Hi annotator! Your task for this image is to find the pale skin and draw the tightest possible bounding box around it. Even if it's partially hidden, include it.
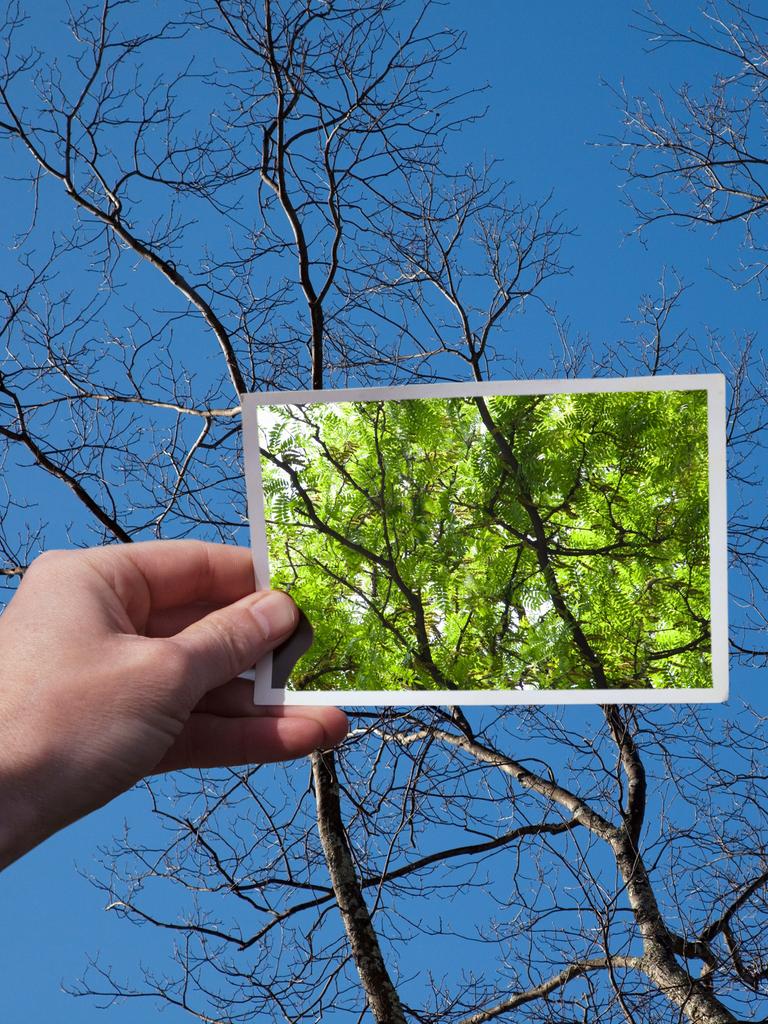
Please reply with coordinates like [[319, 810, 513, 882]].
[[0, 540, 349, 870]]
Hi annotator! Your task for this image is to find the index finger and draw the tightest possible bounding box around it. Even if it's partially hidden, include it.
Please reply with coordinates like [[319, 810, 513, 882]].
[[101, 540, 258, 609]]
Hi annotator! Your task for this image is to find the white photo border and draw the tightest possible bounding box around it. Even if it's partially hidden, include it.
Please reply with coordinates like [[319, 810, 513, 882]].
[[243, 374, 728, 706]]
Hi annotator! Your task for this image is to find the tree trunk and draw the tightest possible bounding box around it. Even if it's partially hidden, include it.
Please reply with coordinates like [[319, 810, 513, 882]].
[[311, 749, 408, 1024]]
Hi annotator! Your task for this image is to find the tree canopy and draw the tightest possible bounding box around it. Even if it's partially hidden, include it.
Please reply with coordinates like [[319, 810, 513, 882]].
[[260, 388, 711, 692]]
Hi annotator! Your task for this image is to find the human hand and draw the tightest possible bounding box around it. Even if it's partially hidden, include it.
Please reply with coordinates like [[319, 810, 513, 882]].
[[0, 540, 348, 869]]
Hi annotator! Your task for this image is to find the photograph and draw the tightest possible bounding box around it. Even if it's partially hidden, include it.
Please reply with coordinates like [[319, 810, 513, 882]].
[[245, 376, 727, 704]]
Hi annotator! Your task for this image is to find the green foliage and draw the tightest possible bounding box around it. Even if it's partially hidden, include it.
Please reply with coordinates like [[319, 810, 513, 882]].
[[258, 389, 711, 692]]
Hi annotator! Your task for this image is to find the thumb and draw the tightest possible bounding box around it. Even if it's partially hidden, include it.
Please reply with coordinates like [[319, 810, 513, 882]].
[[168, 590, 299, 701]]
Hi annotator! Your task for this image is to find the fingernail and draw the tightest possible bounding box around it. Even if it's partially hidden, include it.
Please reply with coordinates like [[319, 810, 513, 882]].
[[248, 591, 298, 641]]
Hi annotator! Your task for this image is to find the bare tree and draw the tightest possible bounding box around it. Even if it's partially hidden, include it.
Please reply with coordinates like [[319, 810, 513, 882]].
[[613, 0, 768, 292], [1, 2, 768, 1023]]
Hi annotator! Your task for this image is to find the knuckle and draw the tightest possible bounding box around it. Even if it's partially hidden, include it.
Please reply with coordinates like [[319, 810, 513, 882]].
[[29, 549, 67, 572], [23, 549, 73, 586], [244, 603, 271, 645], [199, 613, 252, 678]]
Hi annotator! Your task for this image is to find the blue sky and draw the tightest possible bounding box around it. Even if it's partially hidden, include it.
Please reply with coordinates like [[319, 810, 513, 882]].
[[0, 2, 764, 1020]]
